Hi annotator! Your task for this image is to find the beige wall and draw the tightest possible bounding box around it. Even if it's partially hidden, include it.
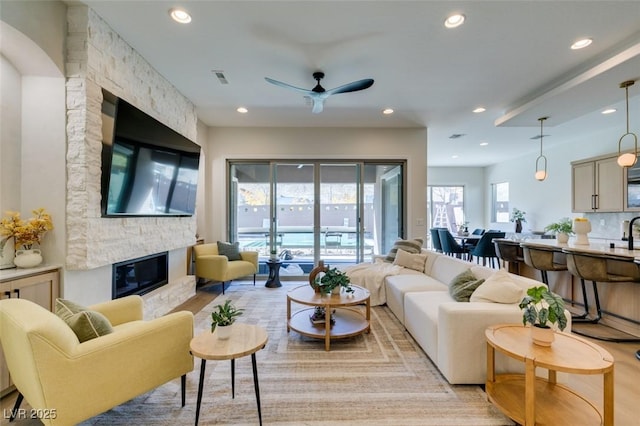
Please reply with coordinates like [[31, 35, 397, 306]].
[[202, 127, 428, 244]]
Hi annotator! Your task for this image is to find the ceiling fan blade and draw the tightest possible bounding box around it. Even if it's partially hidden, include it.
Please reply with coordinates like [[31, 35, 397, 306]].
[[264, 77, 312, 95], [311, 97, 324, 114], [326, 78, 374, 95]]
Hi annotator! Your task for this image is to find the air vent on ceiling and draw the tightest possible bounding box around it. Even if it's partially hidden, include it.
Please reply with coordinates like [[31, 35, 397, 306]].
[[449, 133, 466, 139], [211, 70, 228, 85]]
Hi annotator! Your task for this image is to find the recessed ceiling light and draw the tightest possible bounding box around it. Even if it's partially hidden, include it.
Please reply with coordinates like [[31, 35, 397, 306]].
[[602, 108, 617, 114], [237, 107, 248, 114], [382, 108, 394, 115], [451, 154, 459, 159], [169, 8, 191, 24], [479, 142, 489, 146], [444, 14, 465, 29], [473, 107, 486, 113], [571, 38, 592, 50]]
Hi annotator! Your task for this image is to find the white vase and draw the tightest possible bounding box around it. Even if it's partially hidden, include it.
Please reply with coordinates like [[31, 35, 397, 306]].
[[556, 233, 569, 244], [331, 286, 341, 295], [573, 219, 591, 245], [13, 248, 43, 268], [215, 324, 233, 340], [0, 237, 16, 269], [530, 325, 555, 347]]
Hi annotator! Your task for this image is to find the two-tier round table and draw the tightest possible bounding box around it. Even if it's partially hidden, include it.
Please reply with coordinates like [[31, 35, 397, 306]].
[[485, 324, 614, 426], [190, 324, 268, 426], [287, 284, 370, 351]]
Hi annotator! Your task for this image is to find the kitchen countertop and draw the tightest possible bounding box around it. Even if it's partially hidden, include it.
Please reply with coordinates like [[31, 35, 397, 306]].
[[495, 237, 640, 263]]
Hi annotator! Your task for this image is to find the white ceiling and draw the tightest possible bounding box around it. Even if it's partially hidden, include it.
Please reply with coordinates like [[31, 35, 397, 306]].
[[76, 0, 640, 167]]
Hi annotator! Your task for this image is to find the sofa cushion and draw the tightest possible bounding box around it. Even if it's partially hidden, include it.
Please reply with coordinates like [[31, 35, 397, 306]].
[[217, 241, 241, 261], [449, 269, 485, 302], [393, 248, 427, 272], [470, 269, 524, 304], [55, 298, 114, 342], [429, 255, 474, 286], [385, 238, 423, 263], [385, 274, 448, 324]]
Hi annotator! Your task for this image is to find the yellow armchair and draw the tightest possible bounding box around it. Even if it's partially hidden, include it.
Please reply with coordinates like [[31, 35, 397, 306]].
[[0, 296, 193, 426], [193, 243, 259, 294]]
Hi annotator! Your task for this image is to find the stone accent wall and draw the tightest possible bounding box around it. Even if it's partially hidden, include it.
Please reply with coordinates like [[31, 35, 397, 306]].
[[65, 6, 198, 270], [141, 275, 196, 320]]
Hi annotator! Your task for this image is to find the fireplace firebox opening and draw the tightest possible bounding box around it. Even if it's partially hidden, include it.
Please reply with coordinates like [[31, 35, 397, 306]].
[[112, 252, 168, 299]]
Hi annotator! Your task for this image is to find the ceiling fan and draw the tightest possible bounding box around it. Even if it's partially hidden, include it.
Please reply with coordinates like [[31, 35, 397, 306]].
[[264, 71, 374, 113]]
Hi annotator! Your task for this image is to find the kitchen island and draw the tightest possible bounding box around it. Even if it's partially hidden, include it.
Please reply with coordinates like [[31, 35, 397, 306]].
[[494, 237, 640, 340]]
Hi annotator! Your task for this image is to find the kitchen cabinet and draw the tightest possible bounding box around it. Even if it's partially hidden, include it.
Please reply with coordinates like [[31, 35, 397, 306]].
[[0, 265, 60, 396], [572, 155, 623, 212]]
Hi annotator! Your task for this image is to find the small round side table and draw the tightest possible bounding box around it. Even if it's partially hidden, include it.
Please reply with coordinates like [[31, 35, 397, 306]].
[[265, 259, 282, 288]]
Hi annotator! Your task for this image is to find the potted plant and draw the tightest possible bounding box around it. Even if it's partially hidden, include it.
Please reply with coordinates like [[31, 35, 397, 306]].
[[318, 267, 354, 295], [211, 299, 244, 339], [510, 208, 526, 233], [519, 286, 567, 346], [544, 217, 574, 244]]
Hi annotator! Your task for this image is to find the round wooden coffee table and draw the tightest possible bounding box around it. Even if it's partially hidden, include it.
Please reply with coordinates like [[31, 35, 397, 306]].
[[287, 284, 370, 351], [485, 324, 614, 426]]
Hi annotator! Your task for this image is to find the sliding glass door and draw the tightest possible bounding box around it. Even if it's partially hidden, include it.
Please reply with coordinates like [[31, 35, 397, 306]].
[[229, 160, 404, 275]]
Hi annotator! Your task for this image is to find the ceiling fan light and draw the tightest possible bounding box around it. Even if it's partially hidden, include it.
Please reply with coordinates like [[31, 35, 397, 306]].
[[169, 8, 191, 24], [444, 14, 465, 28]]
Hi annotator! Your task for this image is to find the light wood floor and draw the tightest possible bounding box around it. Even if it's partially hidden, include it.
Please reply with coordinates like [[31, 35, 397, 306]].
[[2, 280, 639, 425]]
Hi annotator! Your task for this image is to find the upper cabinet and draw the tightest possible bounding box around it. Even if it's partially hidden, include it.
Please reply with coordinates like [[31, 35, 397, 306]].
[[572, 155, 623, 212]]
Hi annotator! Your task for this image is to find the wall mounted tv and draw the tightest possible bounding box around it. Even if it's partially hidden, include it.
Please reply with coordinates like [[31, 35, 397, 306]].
[[101, 90, 200, 217]]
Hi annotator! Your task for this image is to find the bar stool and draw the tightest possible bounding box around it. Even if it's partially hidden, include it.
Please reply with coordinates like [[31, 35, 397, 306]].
[[521, 243, 589, 321], [493, 239, 524, 275], [563, 248, 640, 342]]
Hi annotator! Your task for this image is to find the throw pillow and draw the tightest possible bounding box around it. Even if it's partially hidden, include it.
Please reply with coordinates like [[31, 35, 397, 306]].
[[449, 269, 485, 302], [217, 241, 242, 261], [55, 298, 114, 342], [65, 310, 114, 343], [55, 298, 87, 321], [393, 248, 427, 272], [384, 238, 423, 263], [469, 269, 524, 304]]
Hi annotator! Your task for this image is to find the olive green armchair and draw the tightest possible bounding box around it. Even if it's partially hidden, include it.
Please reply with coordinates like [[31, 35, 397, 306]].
[[193, 243, 259, 294], [0, 296, 193, 425]]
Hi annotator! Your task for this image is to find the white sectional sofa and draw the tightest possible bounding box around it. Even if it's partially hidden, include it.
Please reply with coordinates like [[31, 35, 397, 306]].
[[346, 248, 570, 385]]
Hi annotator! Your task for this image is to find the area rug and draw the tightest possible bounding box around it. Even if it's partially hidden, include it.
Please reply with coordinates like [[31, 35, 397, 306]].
[[78, 281, 512, 425]]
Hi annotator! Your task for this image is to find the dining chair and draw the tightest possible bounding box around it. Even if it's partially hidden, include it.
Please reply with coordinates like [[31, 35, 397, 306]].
[[438, 229, 470, 260], [471, 228, 485, 235], [470, 231, 505, 267], [429, 228, 444, 253]]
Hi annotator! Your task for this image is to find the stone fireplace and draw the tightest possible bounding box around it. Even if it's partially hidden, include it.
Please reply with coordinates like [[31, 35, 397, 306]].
[[113, 252, 168, 299]]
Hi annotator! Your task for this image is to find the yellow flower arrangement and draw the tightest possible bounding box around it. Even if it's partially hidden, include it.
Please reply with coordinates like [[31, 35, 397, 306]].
[[0, 208, 54, 250]]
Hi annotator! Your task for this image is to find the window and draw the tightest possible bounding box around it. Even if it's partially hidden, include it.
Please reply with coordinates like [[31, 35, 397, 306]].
[[492, 182, 510, 222], [427, 186, 464, 233]]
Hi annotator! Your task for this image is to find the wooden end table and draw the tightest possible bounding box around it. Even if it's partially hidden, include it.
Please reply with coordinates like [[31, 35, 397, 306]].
[[485, 324, 614, 426], [287, 284, 370, 351], [190, 324, 268, 426]]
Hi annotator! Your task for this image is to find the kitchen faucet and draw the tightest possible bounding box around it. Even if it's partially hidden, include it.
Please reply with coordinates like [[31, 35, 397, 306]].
[[628, 216, 640, 250]]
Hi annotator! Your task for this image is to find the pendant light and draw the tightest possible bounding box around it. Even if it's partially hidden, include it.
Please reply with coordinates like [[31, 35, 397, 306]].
[[617, 80, 638, 167], [535, 117, 548, 181]]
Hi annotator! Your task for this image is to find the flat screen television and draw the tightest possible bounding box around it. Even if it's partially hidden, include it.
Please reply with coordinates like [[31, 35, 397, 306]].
[[101, 90, 200, 217]]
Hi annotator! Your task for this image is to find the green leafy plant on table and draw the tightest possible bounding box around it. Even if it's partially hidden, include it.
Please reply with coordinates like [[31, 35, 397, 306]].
[[210, 300, 244, 332], [510, 208, 527, 223], [544, 217, 574, 235], [519, 286, 567, 331], [317, 267, 354, 295]]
